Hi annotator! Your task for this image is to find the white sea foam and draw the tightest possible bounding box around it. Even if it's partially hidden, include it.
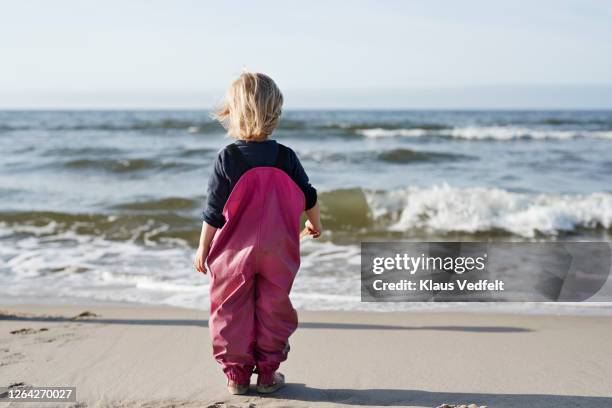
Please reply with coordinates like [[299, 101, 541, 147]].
[[358, 126, 612, 140], [1, 233, 611, 313], [366, 184, 612, 237], [358, 128, 429, 138]]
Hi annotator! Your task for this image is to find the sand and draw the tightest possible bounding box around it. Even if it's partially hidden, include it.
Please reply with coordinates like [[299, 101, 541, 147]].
[[1, 304, 611, 408]]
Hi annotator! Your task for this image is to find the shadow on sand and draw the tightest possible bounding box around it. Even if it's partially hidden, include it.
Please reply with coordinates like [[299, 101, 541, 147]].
[[263, 383, 612, 407], [0, 313, 531, 333]]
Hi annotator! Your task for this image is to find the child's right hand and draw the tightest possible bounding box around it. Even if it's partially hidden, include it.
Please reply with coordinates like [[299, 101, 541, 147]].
[[194, 244, 210, 274], [304, 219, 322, 238]]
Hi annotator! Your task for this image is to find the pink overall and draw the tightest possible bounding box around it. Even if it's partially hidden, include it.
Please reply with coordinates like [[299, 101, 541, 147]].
[[207, 148, 305, 385]]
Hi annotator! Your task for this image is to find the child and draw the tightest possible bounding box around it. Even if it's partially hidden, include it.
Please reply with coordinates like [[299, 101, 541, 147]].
[[194, 72, 322, 395]]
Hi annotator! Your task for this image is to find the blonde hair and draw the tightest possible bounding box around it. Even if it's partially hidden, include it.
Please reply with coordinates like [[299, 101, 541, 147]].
[[212, 72, 283, 141]]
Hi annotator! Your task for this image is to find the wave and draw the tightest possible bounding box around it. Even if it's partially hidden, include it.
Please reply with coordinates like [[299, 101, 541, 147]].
[[300, 148, 470, 164], [1, 187, 611, 246], [0, 120, 223, 133], [376, 148, 470, 163], [329, 122, 448, 132], [316, 186, 612, 238], [177, 147, 216, 158], [5, 115, 612, 141], [535, 118, 612, 126], [0, 211, 199, 246], [112, 197, 200, 211], [0, 117, 449, 135], [366, 185, 612, 238], [40, 146, 215, 160], [358, 126, 612, 140], [45, 147, 125, 155], [61, 158, 198, 173], [358, 128, 431, 138]]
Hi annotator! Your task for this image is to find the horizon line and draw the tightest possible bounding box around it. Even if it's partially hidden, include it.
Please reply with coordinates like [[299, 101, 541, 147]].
[[2, 107, 612, 111]]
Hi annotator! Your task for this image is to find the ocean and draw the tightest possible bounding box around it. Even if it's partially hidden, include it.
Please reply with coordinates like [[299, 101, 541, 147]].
[[1, 110, 611, 313]]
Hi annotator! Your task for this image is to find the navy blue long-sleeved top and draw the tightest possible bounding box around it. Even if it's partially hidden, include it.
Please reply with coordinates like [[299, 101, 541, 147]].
[[202, 139, 317, 228]]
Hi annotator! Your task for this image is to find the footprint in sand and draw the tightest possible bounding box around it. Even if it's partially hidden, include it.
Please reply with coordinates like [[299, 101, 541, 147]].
[[9, 328, 48, 335], [8, 382, 27, 388], [72, 311, 99, 320], [0, 352, 26, 367]]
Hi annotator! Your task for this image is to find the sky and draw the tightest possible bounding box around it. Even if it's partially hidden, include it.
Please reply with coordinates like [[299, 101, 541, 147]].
[[1, 0, 612, 109]]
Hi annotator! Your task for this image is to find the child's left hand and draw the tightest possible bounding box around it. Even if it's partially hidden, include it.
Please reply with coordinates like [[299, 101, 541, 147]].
[[303, 220, 322, 238]]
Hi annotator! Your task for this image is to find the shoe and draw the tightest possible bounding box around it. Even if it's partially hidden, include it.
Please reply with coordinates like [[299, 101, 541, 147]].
[[256, 372, 285, 394], [227, 380, 249, 395]]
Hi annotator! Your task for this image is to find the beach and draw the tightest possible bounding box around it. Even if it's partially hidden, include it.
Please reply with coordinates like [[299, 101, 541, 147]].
[[2, 303, 611, 407], [2, 1, 612, 406]]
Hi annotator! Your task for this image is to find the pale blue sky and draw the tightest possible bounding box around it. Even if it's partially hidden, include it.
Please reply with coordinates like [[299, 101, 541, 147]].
[[2, 0, 612, 108]]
